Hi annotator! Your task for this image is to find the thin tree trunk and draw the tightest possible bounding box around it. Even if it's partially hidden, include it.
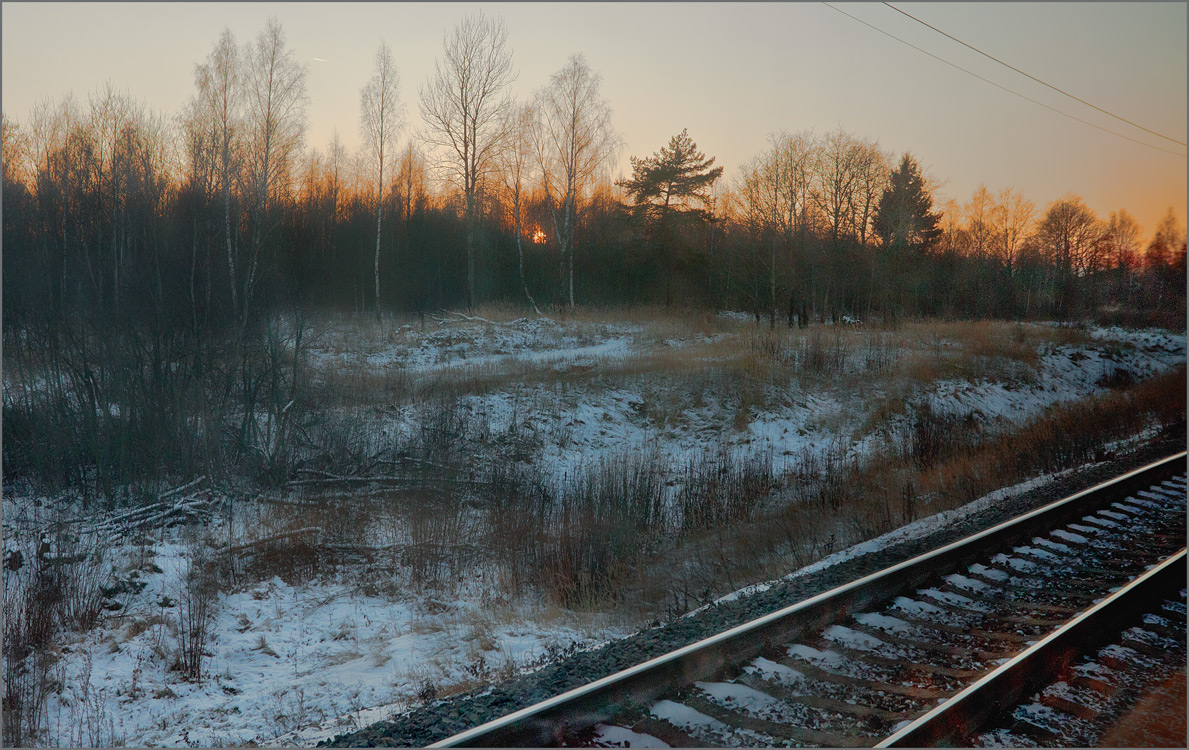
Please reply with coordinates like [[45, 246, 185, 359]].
[[223, 167, 237, 315], [374, 177, 383, 322], [514, 195, 541, 315]]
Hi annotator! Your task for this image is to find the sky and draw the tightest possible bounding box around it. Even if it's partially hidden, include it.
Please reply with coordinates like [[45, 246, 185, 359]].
[[3, 2, 1186, 242]]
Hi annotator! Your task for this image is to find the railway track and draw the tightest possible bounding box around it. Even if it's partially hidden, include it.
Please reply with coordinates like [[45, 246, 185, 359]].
[[432, 453, 1187, 748], [966, 582, 1187, 747]]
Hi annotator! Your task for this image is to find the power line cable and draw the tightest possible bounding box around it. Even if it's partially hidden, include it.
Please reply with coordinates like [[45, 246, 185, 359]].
[[820, 2, 1187, 158], [883, 2, 1187, 148]]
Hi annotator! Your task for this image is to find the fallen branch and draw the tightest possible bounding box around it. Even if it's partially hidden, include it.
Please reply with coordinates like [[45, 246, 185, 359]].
[[285, 475, 489, 489], [224, 527, 320, 555], [160, 475, 207, 500]]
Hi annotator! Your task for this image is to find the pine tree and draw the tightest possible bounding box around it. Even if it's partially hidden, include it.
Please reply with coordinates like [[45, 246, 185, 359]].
[[618, 128, 723, 221], [617, 129, 723, 302]]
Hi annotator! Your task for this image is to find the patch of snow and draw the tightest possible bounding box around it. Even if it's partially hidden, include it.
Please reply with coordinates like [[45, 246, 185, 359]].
[[591, 724, 670, 748], [696, 681, 783, 713], [649, 700, 727, 730], [744, 657, 805, 685]]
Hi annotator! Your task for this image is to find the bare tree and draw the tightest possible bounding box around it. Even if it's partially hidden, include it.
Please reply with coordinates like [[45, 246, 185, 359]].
[[811, 127, 860, 247], [395, 140, 426, 228], [87, 83, 142, 311], [990, 186, 1035, 281], [418, 11, 516, 310], [736, 145, 781, 325], [360, 41, 403, 319], [964, 184, 994, 260], [735, 130, 814, 326], [1035, 194, 1103, 317], [850, 138, 889, 248], [194, 29, 241, 313], [242, 17, 307, 322], [496, 103, 541, 314], [532, 54, 620, 310], [1100, 208, 1142, 307]]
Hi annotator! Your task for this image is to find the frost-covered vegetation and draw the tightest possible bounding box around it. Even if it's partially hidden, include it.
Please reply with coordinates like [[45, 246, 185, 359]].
[[3, 312, 1184, 746]]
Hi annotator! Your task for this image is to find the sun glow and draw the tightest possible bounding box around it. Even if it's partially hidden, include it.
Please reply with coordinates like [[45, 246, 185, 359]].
[[531, 227, 547, 244]]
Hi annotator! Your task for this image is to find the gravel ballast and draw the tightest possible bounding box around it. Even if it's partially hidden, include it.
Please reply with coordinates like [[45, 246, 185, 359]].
[[323, 432, 1185, 747]]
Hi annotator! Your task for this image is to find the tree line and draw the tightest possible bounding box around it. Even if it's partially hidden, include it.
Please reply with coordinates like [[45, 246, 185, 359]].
[[2, 13, 1184, 498], [5, 12, 1184, 330]]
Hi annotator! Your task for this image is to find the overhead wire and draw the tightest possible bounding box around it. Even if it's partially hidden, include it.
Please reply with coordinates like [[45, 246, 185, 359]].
[[883, 2, 1187, 148], [819, 2, 1187, 158]]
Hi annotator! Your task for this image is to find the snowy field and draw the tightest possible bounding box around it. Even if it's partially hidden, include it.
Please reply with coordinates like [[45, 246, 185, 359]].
[[3, 315, 1184, 746]]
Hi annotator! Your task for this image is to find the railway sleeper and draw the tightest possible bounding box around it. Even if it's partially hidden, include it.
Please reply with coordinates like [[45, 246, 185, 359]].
[[962, 574, 1107, 605], [1006, 708, 1077, 745], [935, 582, 1085, 619], [964, 564, 1120, 596], [1135, 619, 1183, 642], [803, 637, 968, 694], [913, 592, 1050, 640], [1038, 692, 1100, 722], [1096, 648, 1152, 676], [776, 654, 952, 701], [1161, 599, 1187, 617], [624, 717, 718, 749], [819, 632, 985, 679], [787, 642, 961, 693], [843, 619, 1000, 667], [1068, 526, 1185, 554], [1068, 673, 1119, 699], [879, 606, 1018, 654], [735, 670, 911, 728], [679, 693, 874, 747], [1118, 629, 1179, 659], [747, 658, 932, 716]]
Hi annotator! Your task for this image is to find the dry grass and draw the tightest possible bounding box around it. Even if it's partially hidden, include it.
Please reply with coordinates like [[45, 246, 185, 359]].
[[61, 312, 1172, 659]]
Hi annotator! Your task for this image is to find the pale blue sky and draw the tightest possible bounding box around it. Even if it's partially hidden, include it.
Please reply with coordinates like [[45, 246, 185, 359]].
[[4, 2, 1185, 239]]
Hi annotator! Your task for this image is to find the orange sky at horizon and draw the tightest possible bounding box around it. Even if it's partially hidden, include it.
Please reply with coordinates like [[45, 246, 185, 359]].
[[3, 2, 1185, 244]]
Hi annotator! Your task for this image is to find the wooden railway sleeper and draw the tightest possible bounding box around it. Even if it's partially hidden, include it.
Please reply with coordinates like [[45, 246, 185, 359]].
[[961, 573, 1108, 605], [843, 620, 1003, 666], [624, 717, 719, 749], [679, 693, 874, 747], [777, 656, 953, 701], [878, 608, 1020, 653], [935, 582, 1085, 618], [735, 670, 912, 726], [818, 637, 985, 679]]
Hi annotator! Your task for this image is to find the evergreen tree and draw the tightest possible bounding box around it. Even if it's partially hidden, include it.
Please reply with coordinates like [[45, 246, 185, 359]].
[[617, 129, 723, 302], [618, 128, 723, 221], [872, 153, 941, 315], [873, 153, 940, 252]]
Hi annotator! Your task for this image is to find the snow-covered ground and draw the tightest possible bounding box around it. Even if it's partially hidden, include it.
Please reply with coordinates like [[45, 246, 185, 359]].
[[4, 317, 1184, 746], [306, 316, 1184, 482]]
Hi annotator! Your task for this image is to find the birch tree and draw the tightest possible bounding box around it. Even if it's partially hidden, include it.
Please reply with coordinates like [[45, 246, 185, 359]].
[[496, 103, 541, 314], [194, 29, 241, 312], [242, 17, 307, 321], [532, 54, 620, 310], [360, 41, 403, 319], [418, 11, 516, 310]]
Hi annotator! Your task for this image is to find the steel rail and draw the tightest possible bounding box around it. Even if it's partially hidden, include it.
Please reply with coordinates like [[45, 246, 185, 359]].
[[878, 548, 1188, 747], [430, 452, 1186, 747]]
